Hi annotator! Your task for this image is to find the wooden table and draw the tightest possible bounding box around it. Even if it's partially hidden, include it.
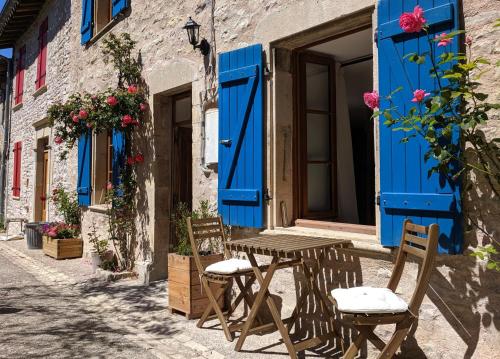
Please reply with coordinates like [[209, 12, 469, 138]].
[[225, 234, 349, 359]]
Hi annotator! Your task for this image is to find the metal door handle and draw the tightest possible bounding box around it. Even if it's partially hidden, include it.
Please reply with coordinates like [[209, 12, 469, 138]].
[[219, 139, 232, 146]]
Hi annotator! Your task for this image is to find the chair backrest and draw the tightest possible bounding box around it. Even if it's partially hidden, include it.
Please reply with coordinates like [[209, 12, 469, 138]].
[[187, 216, 228, 273], [387, 219, 440, 315]]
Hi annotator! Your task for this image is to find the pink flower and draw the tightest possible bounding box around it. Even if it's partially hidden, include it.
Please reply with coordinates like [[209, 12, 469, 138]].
[[54, 136, 63, 144], [363, 91, 380, 110], [139, 103, 147, 112], [435, 33, 452, 47], [106, 182, 113, 190], [122, 114, 133, 125], [72, 115, 80, 123], [48, 229, 57, 238], [412, 89, 430, 103], [86, 122, 93, 129], [399, 6, 426, 33], [127, 85, 138, 94], [121, 122, 127, 128], [131, 120, 139, 126], [69, 111, 74, 117], [134, 153, 144, 163], [127, 156, 136, 165], [465, 35, 473, 47], [91, 95, 98, 100], [106, 96, 118, 106], [79, 109, 88, 120]]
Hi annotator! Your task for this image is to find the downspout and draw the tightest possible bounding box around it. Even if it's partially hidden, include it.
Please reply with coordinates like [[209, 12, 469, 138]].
[[0, 56, 13, 223]]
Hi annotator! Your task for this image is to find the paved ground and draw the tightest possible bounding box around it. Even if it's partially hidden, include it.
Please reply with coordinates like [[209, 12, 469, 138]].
[[0, 239, 344, 359]]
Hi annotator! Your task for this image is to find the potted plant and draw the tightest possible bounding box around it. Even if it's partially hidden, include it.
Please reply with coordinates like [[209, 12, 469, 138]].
[[168, 201, 225, 319], [40, 223, 83, 259]]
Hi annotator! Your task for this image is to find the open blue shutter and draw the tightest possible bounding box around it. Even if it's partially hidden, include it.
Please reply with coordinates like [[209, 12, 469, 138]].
[[80, 0, 93, 45], [218, 44, 264, 228], [378, 0, 462, 254], [112, 0, 128, 18], [77, 131, 92, 206], [112, 129, 126, 188]]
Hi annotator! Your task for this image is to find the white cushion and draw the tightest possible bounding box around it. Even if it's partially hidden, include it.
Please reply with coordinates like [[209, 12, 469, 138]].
[[205, 258, 253, 274], [331, 287, 408, 314]]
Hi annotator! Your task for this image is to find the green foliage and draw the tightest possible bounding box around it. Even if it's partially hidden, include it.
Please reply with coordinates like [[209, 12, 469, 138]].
[[51, 187, 81, 226], [101, 33, 141, 89], [470, 245, 500, 271]]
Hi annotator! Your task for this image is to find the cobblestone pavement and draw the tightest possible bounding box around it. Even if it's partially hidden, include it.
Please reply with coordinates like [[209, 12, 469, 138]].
[[1, 240, 342, 359]]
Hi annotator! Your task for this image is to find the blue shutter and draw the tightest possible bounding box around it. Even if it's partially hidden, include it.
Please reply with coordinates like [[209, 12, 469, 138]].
[[112, 129, 126, 188], [218, 44, 264, 228], [77, 131, 92, 206], [112, 0, 128, 18], [378, 0, 462, 254], [80, 0, 93, 45]]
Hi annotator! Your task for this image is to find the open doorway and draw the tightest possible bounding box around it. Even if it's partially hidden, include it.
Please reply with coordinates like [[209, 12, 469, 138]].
[[34, 137, 49, 221], [294, 27, 375, 230]]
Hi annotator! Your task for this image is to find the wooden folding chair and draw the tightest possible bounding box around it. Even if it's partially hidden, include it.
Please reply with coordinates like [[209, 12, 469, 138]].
[[187, 216, 259, 342], [329, 219, 440, 359]]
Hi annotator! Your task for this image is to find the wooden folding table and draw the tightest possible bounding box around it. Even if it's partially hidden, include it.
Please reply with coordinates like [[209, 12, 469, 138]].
[[225, 234, 348, 359]]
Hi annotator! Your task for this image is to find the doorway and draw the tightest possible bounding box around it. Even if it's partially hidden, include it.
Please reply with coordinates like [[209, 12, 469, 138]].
[[34, 137, 49, 221], [294, 27, 375, 230]]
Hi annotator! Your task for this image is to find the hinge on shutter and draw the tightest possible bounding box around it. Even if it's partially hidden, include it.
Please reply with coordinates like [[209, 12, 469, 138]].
[[376, 194, 381, 206], [373, 28, 378, 45], [264, 188, 272, 202]]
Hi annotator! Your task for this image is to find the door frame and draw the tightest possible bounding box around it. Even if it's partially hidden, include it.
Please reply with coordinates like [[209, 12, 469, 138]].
[[294, 51, 338, 220]]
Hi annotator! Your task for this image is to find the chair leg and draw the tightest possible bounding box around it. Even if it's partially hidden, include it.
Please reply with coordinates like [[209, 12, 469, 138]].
[[200, 278, 234, 342], [197, 283, 227, 328], [377, 321, 413, 359], [343, 330, 366, 359]]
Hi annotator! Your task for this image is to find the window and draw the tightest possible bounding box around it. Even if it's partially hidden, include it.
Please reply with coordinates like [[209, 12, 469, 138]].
[[12, 141, 22, 197], [14, 46, 25, 105], [81, 0, 129, 45], [93, 130, 113, 204], [94, 0, 112, 34], [36, 18, 48, 90]]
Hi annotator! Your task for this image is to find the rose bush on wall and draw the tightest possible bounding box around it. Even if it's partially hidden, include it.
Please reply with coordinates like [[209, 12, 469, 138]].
[[364, 8, 500, 270]]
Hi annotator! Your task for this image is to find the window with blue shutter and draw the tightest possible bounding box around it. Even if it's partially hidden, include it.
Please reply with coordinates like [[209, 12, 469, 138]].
[[80, 0, 93, 45], [77, 131, 92, 206], [81, 0, 130, 45], [218, 44, 264, 228], [112, 0, 128, 18], [112, 129, 126, 188], [378, 0, 462, 254]]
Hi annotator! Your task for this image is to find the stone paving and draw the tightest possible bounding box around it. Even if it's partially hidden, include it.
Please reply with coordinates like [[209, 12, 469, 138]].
[[0, 239, 342, 359]]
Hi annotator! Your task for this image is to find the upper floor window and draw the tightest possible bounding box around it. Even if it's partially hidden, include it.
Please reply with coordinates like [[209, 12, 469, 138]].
[[95, 0, 112, 34], [14, 46, 26, 105], [35, 18, 48, 90], [81, 0, 129, 45]]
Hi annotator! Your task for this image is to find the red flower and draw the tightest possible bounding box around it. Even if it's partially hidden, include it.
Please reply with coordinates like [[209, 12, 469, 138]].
[[435, 33, 452, 47], [139, 103, 147, 111], [412, 89, 430, 103], [86, 122, 93, 129], [465, 35, 473, 47], [106, 182, 113, 190], [79, 109, 88, 120], [363, 91, 380, 110], [106, 96, 118, 106], [127, 156, 136, 165], [122, 114, 133, 125], [54, 136, 63, 144], [399, 6, 426, 33], [134, 153, 144, 163], [131, 120, 139, 126], [72, 115, 80, 123], [69, 111, 74, 117], [127, 85, 138, 94]]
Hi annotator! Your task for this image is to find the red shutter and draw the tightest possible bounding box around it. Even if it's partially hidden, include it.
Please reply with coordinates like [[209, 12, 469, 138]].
[[12, 142, 22, 197], [14, 46, 25, 105], [36, 18, 48, 90]]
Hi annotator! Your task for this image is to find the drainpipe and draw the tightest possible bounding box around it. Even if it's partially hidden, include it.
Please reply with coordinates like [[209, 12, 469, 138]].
[[0, 56, 13, 223]]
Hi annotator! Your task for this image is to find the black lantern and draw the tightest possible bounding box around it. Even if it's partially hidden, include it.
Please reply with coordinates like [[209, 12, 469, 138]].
[[183, 17, 210, 56]]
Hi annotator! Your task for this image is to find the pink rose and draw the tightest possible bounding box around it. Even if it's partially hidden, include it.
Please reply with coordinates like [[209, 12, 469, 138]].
[[363, 91, 380, 110], [91, 95, 98, 100], [106, 182, 113, 190], [86, 122, 93, 129], [72, 115, 80, 123], [412, 89, 430, 103], [126, 156, 136, 165], [139, 103, 147, 111], [465, 35, 473, 47], [127, 85, 138, 94], [435, 33, 452, 47], [69, 111, 74, 117], [48, 229, 57, 238], [54, 136, 63, 144], [134, 153, 144, 163], [79, 109, 88, 120], [131, 119, 139, 126], [121, 122, 127, 128], [106, 96, 118, 106], [122, 114, 133, 125], [399, 6, 426, 33]]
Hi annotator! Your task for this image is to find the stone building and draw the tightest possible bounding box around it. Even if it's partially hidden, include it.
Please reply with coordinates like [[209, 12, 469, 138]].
[[0, 0, 498, 357]]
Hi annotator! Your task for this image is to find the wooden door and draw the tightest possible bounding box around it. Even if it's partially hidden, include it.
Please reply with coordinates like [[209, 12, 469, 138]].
[[297, 52, 337, 220], [41, 150, 49, 221]]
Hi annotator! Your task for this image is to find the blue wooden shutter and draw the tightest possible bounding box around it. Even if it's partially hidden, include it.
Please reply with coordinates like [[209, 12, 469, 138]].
[[77, 131, 92, 206], [378, 0, 462, 254], [112, 0, 128, 18], [218, 44, 264, 228], [112, 129, 126, 188], [80, 0, 93, 45]]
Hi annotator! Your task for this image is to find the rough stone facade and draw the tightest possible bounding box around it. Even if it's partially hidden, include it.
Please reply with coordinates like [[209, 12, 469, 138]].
[[3, 0, 499, 358]]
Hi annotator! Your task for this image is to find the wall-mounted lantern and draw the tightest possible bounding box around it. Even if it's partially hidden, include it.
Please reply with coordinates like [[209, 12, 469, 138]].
[[183, 17, 210, 56]]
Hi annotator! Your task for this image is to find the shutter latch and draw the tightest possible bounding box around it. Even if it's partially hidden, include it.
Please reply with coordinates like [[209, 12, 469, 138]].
[[373, 27, 378, 44], [264, 188, 272, 202], [376, 194, 381, 206]]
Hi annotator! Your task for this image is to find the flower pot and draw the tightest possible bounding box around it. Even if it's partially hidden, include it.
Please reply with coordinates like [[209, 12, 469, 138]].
[[42, 236, 83, 259], [89, 250, 102, 273], [167, 252, 224, 319]]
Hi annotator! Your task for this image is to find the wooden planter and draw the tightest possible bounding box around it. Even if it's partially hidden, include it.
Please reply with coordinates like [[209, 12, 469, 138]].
[[168, 252, 224, 319], [42, 236, 83, 260]]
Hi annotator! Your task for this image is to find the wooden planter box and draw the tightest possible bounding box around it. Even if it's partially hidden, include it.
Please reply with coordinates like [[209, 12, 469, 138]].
[[168, 252, 224, 319], [42, 236, 83, 260]]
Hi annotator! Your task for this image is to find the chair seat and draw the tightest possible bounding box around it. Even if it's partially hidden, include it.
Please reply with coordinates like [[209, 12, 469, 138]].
[[331, 287, 408, 314], [205, 258, 253, 275]]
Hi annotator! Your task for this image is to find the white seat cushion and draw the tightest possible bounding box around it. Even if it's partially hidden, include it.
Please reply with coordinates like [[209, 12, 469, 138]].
[[205, 258, 253, 274], [331, 287, 408, 314]]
